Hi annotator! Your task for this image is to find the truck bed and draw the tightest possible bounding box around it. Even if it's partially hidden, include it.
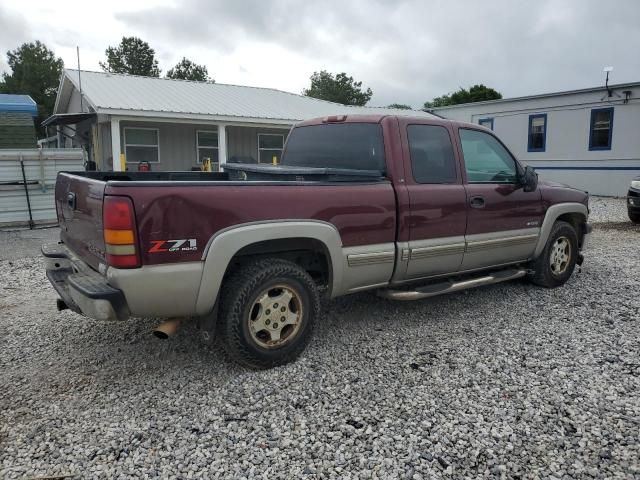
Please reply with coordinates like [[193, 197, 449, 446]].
[[55, 168, 396, 270]]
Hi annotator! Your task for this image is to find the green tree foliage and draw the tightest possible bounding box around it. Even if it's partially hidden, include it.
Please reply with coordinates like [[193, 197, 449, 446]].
[[303, 70, 373, 106], [100, 37, 160, 77], [0, 41, 64, 131], [423, 94, 454, 108], [423, 84, 502, 109], [166, 57, 212, 82], [387, 103, 412, 110]]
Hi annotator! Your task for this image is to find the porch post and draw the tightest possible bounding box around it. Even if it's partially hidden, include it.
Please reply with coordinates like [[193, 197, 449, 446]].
[[218, 124, 227, 167], [111, 117, 122, 171]]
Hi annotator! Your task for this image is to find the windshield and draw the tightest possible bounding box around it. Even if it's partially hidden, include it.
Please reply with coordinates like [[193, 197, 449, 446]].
[[281, 123, 386, 172]]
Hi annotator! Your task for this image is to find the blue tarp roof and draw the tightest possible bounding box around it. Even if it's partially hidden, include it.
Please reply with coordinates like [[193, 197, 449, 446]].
[[0, 94, 38, 116]]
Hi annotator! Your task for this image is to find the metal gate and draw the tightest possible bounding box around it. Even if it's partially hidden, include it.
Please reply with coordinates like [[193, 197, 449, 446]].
[[0, 149, 86, 227]]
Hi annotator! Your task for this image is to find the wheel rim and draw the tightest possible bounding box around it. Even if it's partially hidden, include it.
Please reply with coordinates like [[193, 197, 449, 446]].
[[247, 284, 303, 349], [549, 236, 571, 275]]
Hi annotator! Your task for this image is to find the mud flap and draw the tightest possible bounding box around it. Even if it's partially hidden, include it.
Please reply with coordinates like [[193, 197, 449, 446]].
[[197, 298, 219, 344]]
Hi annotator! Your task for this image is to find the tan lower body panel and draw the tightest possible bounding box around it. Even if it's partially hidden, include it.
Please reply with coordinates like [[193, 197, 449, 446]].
[[342, 243, 395, 293], [461, 229, 539, 271], [107, 262, 204, 317], [405, 236, 466, 279]]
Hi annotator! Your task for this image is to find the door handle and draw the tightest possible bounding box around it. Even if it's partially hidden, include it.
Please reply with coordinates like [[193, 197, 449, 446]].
[[469, 196, 485, 208]]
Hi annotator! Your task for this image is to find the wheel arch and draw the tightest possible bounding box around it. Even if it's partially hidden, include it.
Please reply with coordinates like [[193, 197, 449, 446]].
[[230, 237, 332, 286], [195, 221, 344, 316], [533, 203, 588, 258]]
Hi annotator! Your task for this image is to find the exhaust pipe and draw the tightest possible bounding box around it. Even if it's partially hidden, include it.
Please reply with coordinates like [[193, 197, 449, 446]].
[[152, 318, 181, 339]]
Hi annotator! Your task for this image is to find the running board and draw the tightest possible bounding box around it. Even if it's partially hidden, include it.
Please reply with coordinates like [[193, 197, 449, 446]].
[[377, 268, 527, 301]]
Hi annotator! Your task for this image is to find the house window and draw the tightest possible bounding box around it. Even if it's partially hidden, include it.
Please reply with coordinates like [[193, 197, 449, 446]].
[[124, 128, 159, 163], [589, 107, 614, 150], [478, 118, 494, 130], [528, 114, 547, 152], [258, 133, 284, 164], [196, 130, 219, 163]]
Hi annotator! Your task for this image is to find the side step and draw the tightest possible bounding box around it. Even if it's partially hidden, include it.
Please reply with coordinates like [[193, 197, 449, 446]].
[[377, 268, 527, 301]]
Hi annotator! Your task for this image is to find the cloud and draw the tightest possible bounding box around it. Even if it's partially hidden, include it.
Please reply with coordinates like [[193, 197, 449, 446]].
[[2, 0, 640, 108], [112, 0, 640, 107], [0, 5, 32, 74]]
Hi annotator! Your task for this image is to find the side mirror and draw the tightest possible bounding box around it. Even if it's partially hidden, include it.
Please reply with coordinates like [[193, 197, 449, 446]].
[[521, 165, 538, 192]]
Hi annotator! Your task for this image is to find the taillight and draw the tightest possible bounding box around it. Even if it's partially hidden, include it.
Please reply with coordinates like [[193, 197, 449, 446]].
[[103, 196, 140, 268]]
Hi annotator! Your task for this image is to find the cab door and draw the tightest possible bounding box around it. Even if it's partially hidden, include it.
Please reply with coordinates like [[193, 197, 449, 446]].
[[456, 127, 544, 271], [396, 120, 468, 280]]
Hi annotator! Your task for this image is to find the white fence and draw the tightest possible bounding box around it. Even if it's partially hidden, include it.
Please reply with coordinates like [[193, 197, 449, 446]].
[[0, 149, 86, 227]]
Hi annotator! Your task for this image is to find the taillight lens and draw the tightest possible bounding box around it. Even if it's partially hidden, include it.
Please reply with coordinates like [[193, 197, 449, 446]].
[[103, 196, 140, 268]]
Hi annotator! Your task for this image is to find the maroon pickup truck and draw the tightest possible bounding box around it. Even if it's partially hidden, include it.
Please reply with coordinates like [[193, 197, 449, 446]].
[[44, 114, 591, 368]]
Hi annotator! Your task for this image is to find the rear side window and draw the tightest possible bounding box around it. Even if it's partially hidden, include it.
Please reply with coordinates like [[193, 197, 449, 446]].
[[407, 125, 457, 183], [459, 128, 517, 183], [281, 123, 385, 172]]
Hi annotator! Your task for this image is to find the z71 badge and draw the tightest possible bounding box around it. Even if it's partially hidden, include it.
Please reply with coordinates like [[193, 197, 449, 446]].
[[149, 239, 198, 253]]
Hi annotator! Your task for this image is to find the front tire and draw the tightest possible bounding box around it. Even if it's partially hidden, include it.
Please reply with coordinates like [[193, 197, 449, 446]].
[[218, 258, 320, 369], [629, 209, 640, 224], [529, 221, 578, 288]]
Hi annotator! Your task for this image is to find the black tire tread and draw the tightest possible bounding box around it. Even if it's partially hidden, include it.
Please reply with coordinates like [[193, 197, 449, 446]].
[[217, 258, 320, 369], [530, 220, 578, 288], [629, 211, 640, 224]]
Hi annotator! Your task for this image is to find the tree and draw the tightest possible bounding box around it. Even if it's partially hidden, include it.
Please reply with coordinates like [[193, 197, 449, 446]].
[[166, 57, 212, 82], [100, 37, 160, 77], [387, 103, 412, 110], [423, 84, 502, 109], [303, 70, 372, 106], [423, 94, 453, 108], [0, 41, 64, 132]]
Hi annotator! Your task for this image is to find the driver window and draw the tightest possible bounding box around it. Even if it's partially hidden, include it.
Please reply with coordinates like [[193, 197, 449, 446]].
[[459, 129, 517, 183]]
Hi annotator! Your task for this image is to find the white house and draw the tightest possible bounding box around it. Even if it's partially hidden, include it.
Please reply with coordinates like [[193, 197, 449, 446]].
[[46, 69, 433, 172], [430, 82, 640, 196]]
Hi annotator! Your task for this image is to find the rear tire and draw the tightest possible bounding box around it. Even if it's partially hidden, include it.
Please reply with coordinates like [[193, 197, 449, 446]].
[[529, 221, 578, 288], [629, 210, 640, 224], [218, 258, 320, 369]]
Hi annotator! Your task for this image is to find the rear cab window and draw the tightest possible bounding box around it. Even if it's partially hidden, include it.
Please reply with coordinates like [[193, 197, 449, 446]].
[[459, 128, 518, 183], [281, 123, 386, 173], [407, 124, 457, 183]]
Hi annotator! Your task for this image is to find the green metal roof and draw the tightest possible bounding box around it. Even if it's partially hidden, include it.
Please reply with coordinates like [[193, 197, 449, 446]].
[[0, 112, 37, 148]]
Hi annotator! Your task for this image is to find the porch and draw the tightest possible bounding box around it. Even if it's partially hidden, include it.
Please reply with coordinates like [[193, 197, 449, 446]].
[[98, 117, 291, 172]]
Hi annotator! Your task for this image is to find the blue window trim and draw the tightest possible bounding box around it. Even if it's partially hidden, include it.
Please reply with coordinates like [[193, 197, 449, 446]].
[[588, 107, 614, 151], [527, 113, 547, 152], [531, 166, 637, 171], [478, 117, 494, 130]]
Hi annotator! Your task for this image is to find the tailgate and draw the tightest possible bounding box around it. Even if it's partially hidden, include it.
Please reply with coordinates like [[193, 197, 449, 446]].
[[56, 172, 107, 271]]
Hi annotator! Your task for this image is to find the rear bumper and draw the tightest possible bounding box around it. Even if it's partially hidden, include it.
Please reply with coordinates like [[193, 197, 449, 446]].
[[43, 244, 129, 321], [43, 243, 204, 320]]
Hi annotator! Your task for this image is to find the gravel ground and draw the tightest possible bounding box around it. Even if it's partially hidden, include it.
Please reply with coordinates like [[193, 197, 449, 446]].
[[1, 197, 638, 479], [588, 197, 630, 224], [0, 227, 59, 261]]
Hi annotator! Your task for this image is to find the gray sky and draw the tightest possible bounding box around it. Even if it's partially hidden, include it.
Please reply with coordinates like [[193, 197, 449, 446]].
[[1, 0, 639, 108]]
